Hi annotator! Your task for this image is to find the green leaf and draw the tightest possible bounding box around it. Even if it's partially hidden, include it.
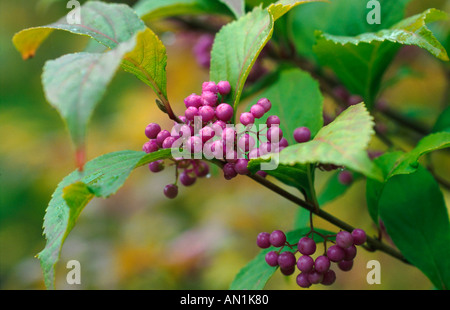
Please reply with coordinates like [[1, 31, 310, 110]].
[[41, 37, 138, 149], [290, 0, 412, 59], [366, 132, 450, 224], [248, 67, 324, 143], [378, 167, 450, 290], [37, 149, 172, 289], [313, 9, 449, 109], [230, 227, 335, 290], [219, 0, 245, 18], [134, 0, 231, 20], [317, 171, 362, 206], [210, 0, 320, 113], [248, 157, 310, 197], [432, 106, 450, 133], [13, 1, 145, 59], [279, 103, 382, 181], [121, 28, 169, 103]]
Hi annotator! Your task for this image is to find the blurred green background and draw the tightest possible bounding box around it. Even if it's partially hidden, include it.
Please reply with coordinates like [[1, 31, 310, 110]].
[[1, 0, 449, 290]]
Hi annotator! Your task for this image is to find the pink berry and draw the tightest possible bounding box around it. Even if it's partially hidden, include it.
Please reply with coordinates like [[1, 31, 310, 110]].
[[184, 94, 202, 108], [202, 81, 218, 93], [267, 126, 283, 142], [185, 106, 199, 121], [201, 91, 218, 106], [240, 112, 255, 126], [199, 105, 215, 122], [352, 229, 367, 245], [266, 115, 280, 127], [250, 104, 265, 119], [215, 103, 234, 122], [145, 123, 161, 139], [217, 81, 231, 95], [257, 98, 271, 112], [293, 127, 311, 143]]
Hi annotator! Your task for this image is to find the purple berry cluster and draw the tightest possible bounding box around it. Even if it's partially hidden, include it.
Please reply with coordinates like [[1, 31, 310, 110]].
[[256, 228, 367, 288]]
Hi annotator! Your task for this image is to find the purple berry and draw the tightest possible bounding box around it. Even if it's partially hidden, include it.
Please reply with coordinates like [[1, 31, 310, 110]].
[[215, 103, 234, 122], [280, 265, 296, 276], [257, 232, 271, 249], [293, 127, 311, 143], [164, 184, 178, 199], [240, 112, 255, 126], [145, 123, 161, 139], [257, 98, 271, 112], [185, 136, 203, 153], [222, 127, 236, 143], [213, 120, 227, 130], [297, 237, 316, 255], [297, 255, 314, 273], [336, 231, 354, 249], [352, 229, 367, 245], [179, 171, 196, 186], [248, 148, 260, 159], [237, 134, 255, 152], [279, 138, 289, 148], [338, 260, 354, 272], [217, 81, 231, 95], [185, 106, 199, 121], [184, 94, 202, 108], [234, 159, 249, 175], [321, 270, 336, 286], [250, 104, 265, 119], [308, 270, 324, 284], [343, 245, 357, 261], [265, 251, 279, 267], [195, 161, 210, 177], [314, 255, 331, 273], [296, 272, 311, 288], [199, 126, 215, 143], [199, 105, 215, 122], [149, 160, 164, 173], [202, 81, 218, 93], [258, 142, 272, 155], [338, 170, 353, 185], [266, 115, 280, 127], [278, 251, 296, 269], [267, 126, 283, 142], [143, 140, 159, 153], [270, 230, 286, 247], [201, 91, 218, 106], [162, 136, 177, 149], [223, 163, 237, 180], [326, 245, 346, 262], [156, 130, 171, 147]]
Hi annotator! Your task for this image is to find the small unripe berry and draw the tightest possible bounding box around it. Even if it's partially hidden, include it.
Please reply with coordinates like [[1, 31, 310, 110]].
[[201, 91, 218, 106]]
